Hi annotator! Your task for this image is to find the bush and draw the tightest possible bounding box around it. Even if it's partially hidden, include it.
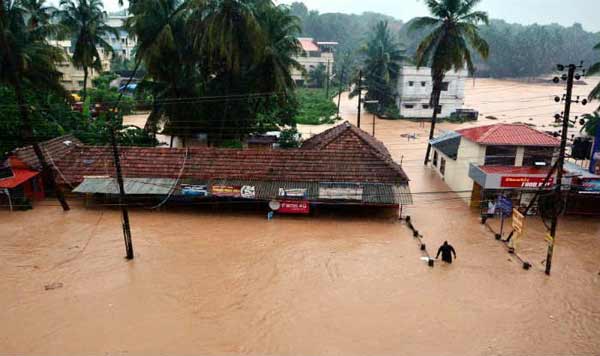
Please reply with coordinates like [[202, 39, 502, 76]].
[[278, 127, 302, 148], [294, 88, 339, 125]]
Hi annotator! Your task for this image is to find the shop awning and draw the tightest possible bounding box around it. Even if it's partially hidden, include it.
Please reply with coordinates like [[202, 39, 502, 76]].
[[469, 164, 555, 190], [0, 168, 39, 189], [73, 177, 177, 195]]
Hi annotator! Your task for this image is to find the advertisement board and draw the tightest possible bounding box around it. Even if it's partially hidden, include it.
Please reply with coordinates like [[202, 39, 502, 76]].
[[500, 176, 554, 188], [579, 179, 600, 194], [319, 184, 363, 201], [212, 185, 256, 198], [590, 124, 600, 175], [278, 188, 307, 198], [278, 200, 310, 214], [181, 184, 208, 197]]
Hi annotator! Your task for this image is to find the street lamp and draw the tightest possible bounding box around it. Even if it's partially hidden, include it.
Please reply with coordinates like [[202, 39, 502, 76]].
[[363, 100, 379, 136]]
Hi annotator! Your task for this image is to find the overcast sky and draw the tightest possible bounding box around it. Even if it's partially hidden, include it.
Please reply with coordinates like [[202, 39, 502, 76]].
[[98, 0, 600, 32]]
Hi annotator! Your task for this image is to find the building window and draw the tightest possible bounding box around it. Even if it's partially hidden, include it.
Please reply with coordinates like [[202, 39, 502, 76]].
[[440, 158, 446, 175], [404, 104, 415, 109], [441, 82, 450, 91], [433, 151, 438, 167], [122, 50, 126, 55], [423, 104, 430, 109], [78, 80, 85, 87], [523, 147, 555, 167], [421, 81, 427, 87], [408, 81, 414, 87], [485, 145, 517, 166], [435, 105, 442, 114]]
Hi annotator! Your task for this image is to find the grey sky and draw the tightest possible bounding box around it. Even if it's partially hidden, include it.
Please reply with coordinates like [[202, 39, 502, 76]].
[[99, 0, 600, 32]]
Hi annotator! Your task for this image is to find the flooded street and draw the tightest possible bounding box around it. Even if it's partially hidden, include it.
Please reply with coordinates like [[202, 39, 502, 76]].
[[2, 79, 600, 355]]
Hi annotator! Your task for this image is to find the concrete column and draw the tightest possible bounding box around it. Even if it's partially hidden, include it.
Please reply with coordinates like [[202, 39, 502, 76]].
[[515, 146, 525, 166]]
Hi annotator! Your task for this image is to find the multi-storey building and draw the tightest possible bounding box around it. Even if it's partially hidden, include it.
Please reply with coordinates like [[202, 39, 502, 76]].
[[291, 37, 337, 86], [396, 66, 467, 119], [104, 11, 137, 60], [50, 40, 111, 93]]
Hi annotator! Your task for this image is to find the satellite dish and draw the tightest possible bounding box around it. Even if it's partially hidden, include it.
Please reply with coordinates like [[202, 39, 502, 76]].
[[269, 200, 281, 211]]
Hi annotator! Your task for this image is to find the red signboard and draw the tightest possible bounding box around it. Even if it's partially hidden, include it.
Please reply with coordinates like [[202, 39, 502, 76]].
[[278, 200, 310, 214], [501, 176, 554, 188]]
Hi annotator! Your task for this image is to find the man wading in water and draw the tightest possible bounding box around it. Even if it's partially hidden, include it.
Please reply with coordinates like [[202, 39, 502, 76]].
[[436, 241, 457, 264]]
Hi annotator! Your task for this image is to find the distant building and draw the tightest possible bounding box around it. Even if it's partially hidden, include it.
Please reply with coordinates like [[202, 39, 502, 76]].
[[396, 66, 467, 119], [50, 40, 111, 92], [429, 124, 560, 208], [104, 11, 137, 61], [292, 37, 337, 86]]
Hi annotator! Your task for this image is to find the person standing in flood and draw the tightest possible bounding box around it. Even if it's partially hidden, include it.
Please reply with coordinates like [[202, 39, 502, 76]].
[[436, 241, 457, 264]]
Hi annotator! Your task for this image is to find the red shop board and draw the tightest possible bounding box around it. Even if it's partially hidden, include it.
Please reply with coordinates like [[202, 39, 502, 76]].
[[279, 200, 310, 214], [501, 176, 554, 188]]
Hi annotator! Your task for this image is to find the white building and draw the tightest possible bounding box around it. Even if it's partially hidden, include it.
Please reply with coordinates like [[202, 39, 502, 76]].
[[104, 11, 137, 60], [429, 124, 560, 207], [50, 40, 111, 92], [292, 38, 337, 85], [396, 66, 467, 119]]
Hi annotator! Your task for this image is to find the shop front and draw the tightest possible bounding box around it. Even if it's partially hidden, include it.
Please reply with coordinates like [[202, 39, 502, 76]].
[[468, 164, 555, 213]]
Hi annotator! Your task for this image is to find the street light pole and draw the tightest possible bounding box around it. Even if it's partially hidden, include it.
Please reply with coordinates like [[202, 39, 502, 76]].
[[357, 70, 363, 128]]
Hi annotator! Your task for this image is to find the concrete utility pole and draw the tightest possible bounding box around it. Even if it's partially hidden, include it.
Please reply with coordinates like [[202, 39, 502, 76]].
[[546, 63, 587, 275], [325, 59, 331, 98], [363, 100, 380, 137], [357, 70, 363, 128], [336, 66, 345, 117]]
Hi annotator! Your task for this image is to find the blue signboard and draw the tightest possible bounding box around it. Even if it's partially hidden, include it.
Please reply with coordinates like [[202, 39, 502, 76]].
[[496, 196, 513, 217], [590, 123, 600, 175], [181, 184, 208, 197]]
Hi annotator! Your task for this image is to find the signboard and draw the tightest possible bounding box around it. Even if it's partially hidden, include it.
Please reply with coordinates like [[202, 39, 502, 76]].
[[512, 208, 525, 234], [278, 200, 310, 214], [578, 179, 600, 194], [590, 124, 600, 174], [181, 184, 208, 197], [319, 185, 363, 201], [212, 185, 256, 198], [501, 176, 554, 188], [278, 188, 307, 198]]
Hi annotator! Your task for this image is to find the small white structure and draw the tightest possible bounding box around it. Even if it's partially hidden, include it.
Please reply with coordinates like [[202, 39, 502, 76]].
[[396, 66, 467, 119], [291, 38, 337, 85]]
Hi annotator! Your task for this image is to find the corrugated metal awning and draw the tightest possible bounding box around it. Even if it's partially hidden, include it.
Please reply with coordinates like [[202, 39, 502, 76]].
[[73, 177, 176, 195]]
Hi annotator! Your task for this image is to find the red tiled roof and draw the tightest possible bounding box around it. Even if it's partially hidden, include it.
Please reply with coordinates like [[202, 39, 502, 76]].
[[13, 134, 82, 171], [456, 124, 560, 147], [302, 121, 392, 158], [0, 158, 39, 189], [53, 146, 409, 185], [479, 166, 553, 175], [298, 38, 319, 52]]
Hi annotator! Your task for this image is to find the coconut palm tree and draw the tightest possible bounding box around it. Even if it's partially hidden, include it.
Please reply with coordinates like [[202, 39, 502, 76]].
[[352, 20, 405, 115], [19, 0, 56, 30], [58, 0, 117, 100], [587, 42, 600, 104], [581, 112, 600, 137], [410, 0, 490, 164], [0, 0, 70, 210]]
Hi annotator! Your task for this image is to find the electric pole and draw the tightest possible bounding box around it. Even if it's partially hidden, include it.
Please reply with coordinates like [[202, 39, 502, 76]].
[[546, 63, 587, 275], [325, 59, 330, 98], [357, 70, 363, 128], [337, 66, 345, 118]]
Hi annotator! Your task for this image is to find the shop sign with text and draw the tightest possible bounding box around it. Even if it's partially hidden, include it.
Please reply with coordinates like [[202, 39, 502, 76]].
[[212, 185, 256, 198], [500, 176, 553, 188], [279, 200, 310, 214]]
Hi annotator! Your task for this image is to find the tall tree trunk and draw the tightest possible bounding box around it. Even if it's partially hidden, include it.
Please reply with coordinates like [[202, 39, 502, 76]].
[[14, 74, 70, 211], [424, 72, 445, 165], [82, 66, 89, 101]]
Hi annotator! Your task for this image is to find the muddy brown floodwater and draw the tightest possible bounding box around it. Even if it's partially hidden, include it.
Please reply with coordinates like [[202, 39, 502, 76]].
[[2, 79, 600, 355]]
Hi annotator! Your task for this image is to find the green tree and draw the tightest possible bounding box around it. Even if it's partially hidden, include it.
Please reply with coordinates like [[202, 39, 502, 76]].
[[0, 0, 70, 209], [410, 0, 489, 164], [351, 20, 404, 115], [587, 42, 600, 105], [59, 0, 117, 100], [308, 63, 327, 88], [581, 112, 600, 137]]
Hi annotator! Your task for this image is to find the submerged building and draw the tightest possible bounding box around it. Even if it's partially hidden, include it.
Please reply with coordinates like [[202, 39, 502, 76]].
[[292, 38, 337, 86], [396, 66, 468, 119], [2, 123, 411, 214]]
